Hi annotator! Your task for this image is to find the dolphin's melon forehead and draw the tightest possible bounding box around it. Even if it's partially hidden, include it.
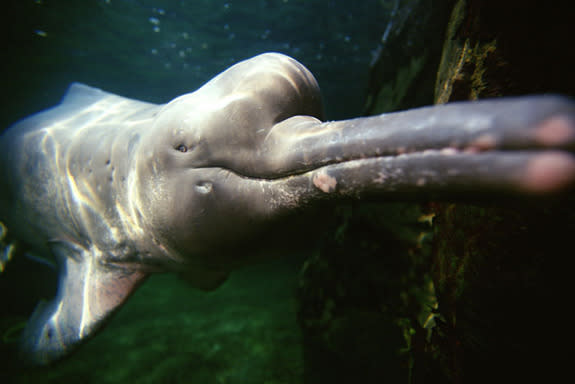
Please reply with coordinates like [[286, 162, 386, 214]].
[[156, 52, 323, 126], [188, 52, 319, 101]]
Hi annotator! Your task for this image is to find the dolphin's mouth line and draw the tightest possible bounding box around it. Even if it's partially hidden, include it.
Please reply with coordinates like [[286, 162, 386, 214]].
[[218, 145, 575, 181], [197, 145, 575, 198]]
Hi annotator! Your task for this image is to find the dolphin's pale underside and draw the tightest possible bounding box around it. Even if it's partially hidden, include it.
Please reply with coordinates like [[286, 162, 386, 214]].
[[1, 53, 574, 365]]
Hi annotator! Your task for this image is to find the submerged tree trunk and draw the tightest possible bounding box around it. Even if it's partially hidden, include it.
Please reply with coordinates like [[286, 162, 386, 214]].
[[430, 0, 574, 382], [297, 0, 574, 382]]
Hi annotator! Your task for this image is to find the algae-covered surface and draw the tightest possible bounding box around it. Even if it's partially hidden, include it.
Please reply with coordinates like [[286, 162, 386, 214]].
[[7, 257, 305, 383]]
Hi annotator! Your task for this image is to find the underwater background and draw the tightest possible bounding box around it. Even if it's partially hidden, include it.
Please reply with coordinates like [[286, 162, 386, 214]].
[[2, 0, 575, 383], [0, 0, 389, 128]]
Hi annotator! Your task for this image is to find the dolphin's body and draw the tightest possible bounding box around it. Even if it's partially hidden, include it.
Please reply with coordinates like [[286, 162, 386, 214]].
[[1, 53, 574, 365]]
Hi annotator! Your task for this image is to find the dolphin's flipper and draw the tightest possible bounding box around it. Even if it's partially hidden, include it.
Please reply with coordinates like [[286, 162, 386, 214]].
[[19, 242, 148, 365]]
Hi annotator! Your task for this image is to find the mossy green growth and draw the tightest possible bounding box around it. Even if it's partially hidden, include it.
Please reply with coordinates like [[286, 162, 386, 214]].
[[297, 203, 438, 382]]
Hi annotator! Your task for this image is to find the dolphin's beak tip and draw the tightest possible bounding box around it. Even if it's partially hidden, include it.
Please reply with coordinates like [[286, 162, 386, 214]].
[[521, 151, 575, 195], [522, 110, 575, 194]]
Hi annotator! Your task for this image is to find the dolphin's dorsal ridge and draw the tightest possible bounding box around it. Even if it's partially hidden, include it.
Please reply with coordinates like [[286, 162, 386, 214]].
[[60, 82, 116, 108]]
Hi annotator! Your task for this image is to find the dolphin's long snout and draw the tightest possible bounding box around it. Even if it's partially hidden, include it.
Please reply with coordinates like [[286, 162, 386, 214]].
[[257, 95, 575, 201]]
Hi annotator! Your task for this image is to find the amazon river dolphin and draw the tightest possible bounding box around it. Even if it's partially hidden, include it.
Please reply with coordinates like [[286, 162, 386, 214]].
[[1, 53, 575, 365]]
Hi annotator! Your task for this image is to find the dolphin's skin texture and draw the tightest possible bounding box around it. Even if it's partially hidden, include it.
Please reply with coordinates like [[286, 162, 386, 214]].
[[1, 53, 575, 365]]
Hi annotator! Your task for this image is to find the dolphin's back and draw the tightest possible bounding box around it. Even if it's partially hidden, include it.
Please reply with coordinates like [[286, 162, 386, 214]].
[[0, 82, 160, 256], [3, 83, 158, 139]]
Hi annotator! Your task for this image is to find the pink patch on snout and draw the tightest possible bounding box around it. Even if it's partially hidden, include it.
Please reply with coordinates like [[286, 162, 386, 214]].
[[313, 171, 337, 193], [464, 134, 497, 154], [535, 116, 575, 146], [522, 152, 575, 193]]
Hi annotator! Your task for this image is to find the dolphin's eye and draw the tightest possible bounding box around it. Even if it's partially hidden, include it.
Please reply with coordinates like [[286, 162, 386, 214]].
[[176, 144, 188, 153]]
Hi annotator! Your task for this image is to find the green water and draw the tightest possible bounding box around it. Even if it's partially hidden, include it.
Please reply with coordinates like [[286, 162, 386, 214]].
[[9, 257, 305, 383]]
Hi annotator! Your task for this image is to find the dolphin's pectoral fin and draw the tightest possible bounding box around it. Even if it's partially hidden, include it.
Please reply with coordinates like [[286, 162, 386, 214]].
[[19, 242, 148, 365]]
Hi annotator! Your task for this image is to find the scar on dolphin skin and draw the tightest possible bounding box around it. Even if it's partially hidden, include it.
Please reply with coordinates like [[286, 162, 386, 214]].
[[313, 171, 337, 193], [0, 52, 574, 366]]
